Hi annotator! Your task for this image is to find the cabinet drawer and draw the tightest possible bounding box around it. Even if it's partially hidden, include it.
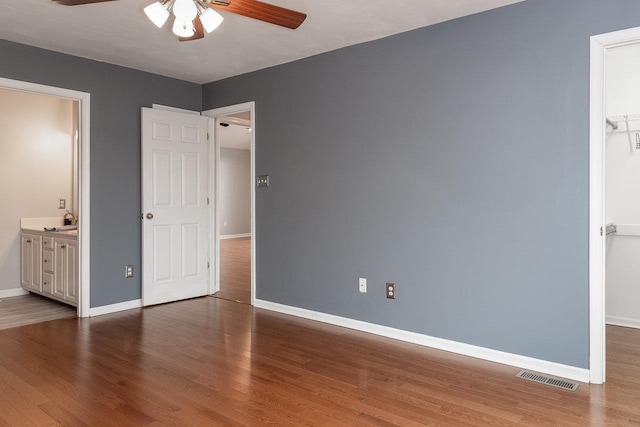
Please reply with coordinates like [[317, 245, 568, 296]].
[[42, 272, 54, 293], [42, 236, 54, 249], [42, 250, 54, 273]]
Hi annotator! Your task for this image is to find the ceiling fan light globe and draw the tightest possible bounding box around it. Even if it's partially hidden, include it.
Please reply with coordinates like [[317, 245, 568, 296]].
[[144, 2, 170, 28], [200, 9, 223, 33], [172, 18, 195, 37], [172, 0, 197, 21]]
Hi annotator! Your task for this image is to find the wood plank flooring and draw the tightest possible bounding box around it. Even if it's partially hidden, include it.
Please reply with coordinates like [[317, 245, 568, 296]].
[[0, 296, 640, 425], [0, 293, 76, 330], [215, 237, 251, 304]]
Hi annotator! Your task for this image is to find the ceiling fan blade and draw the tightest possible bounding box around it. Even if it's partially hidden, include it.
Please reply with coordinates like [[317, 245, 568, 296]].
[[179, 16, 205, 42], [52, 0, 117, 5], [210, 0, 306, 30]]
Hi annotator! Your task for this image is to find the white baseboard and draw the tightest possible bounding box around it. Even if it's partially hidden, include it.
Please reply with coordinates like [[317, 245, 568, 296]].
[[254, 299, 591, 383], [0, 288, 29, 299], [219, 233, 251, 240], [607, 315, 640, 329], [89, 299, 142, 317]]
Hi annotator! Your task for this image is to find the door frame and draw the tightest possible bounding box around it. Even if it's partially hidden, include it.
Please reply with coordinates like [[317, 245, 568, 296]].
[[0, 77, 91, 318], [589, 25, 640, 384], [202, 102, 256, 305]]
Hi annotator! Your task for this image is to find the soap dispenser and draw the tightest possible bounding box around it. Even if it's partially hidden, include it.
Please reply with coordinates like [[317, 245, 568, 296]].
[[64, 210, 74, 226]]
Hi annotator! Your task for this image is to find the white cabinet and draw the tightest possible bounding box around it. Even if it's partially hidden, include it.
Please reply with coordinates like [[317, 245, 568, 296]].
[[21, 230, 77, 307], [54, 238, 78, 305], [20, 233, 42, 292], [42, 237, 54, 294]]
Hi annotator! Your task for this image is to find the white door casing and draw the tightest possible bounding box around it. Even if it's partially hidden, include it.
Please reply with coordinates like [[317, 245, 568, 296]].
[[141, 107, 210, 306], [202, 102, 256, 306], [590, 25, 640, 384], [0, 77, 90, 318]]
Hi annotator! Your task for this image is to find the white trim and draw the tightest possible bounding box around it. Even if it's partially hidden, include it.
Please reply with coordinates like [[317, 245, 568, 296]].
[[152, 104, 200, 115], [0, 78, 90, 319], [255, 299, 590, 383], [0, 288, 29, 299], [207, 118, 217, 295], [589, 34, 606, 385], [203, 102, 256, 306], [219, 233, 251, 240], [606, 316, 640, 329], [89, 299, 142, 317], [589, 26, 640, 385]]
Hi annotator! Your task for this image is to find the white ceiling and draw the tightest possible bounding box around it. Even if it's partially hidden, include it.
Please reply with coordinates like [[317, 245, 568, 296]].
[[219, 122, 252, 150], [0, 0, 523, 84]]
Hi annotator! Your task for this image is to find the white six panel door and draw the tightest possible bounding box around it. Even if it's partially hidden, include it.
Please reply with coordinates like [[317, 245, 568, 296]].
[[141, 108, 209, 306]]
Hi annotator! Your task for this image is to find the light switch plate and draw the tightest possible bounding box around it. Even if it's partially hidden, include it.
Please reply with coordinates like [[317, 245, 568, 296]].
[[257, 175, 269, 188]]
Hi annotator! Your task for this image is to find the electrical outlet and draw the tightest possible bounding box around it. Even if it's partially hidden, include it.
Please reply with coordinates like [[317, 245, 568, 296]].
[[386, 283, 396, 299], [58, 199, 66, 209], [125, 265, 134, 278], [359, 277, 367, 293]]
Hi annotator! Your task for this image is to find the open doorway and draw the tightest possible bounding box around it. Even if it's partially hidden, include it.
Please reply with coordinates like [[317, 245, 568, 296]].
[[203, 102, 255, 306], [0, 88, 78, 328], [590, 26, 640, 383], [0, 78, 90, 323], [604, 43, 640, 331], [214, 113, 252, 304]]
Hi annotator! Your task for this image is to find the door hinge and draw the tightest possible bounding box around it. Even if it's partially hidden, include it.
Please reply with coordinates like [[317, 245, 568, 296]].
[[207, 132, 210, 141], [207, 261, 210, 269], [207, 197, 210, 205]]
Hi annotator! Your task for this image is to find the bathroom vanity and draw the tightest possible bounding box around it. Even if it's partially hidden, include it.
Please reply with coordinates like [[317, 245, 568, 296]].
[[21, 219, 78, 307]]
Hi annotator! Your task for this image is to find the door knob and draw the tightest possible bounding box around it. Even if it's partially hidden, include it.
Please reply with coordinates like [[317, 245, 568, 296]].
[[146, 213, 154, 220]]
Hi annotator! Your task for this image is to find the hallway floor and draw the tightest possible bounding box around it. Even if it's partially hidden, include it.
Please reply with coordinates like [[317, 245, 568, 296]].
[[214, 237, 251, 304]]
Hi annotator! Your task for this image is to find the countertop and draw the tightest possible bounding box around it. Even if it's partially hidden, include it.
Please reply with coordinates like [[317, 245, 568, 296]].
[[21, 228, 78, 238]]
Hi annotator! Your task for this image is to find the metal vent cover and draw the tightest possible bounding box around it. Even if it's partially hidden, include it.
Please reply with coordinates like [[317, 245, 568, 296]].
[[516, 370, 579, 392]]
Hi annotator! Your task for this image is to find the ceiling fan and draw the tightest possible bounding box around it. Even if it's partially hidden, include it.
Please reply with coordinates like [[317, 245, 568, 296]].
[[52, 0, 307, 42]]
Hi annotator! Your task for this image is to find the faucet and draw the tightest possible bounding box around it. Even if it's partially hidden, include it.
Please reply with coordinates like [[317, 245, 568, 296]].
[[64, 210, 78, 226]]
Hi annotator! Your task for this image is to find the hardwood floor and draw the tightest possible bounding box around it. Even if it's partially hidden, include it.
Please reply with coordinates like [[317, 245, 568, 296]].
[[215, 237, 251, 304], [0, 293, 76, 330], [1, 297, 640, 425]]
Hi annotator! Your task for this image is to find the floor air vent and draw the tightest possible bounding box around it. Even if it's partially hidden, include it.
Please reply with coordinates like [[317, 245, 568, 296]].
[[516, 370, 579, 391]]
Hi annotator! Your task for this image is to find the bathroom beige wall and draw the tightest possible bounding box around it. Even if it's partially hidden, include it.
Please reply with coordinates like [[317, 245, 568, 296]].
[[0, 88, 74, 293]]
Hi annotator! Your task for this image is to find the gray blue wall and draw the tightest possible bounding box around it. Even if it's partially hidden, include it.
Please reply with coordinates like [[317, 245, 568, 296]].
[[0, 40, 201, 307], [203, 0, 640, 368]]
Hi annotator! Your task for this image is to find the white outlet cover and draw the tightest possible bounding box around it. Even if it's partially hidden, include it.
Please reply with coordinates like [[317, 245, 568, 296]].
[[359, 278, 367, 293]]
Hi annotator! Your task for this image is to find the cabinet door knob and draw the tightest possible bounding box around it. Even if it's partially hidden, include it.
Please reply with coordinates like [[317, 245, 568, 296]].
[[146, 213, 154, 220], [44, 260, 48, 263], [26, 239, 32, 243], [61, 245, 66, 249]]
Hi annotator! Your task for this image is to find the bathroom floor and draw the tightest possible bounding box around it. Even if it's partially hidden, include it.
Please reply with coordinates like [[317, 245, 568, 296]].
[[0, 293, 76, 330]]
